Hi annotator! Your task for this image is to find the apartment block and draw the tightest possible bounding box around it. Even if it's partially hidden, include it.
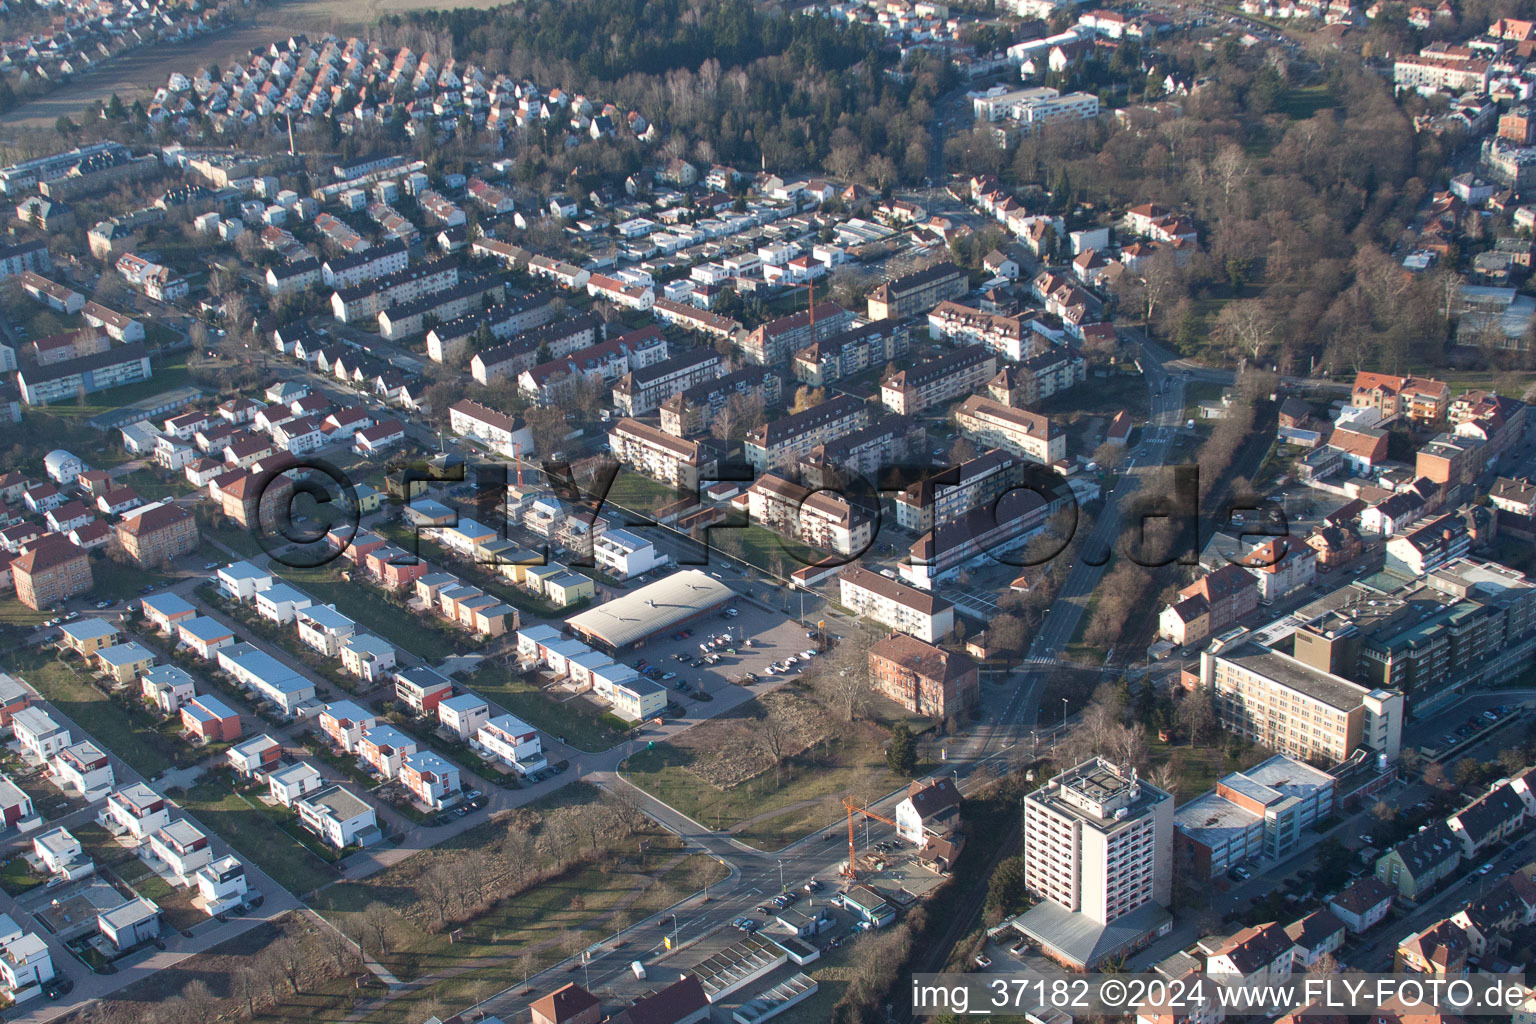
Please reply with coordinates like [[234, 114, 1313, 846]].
[[612, 348, 722, 417], [469, 314, 604, 385], [1015, 759, 1173, 970], [927, 301, 1050, 362], [1173, 755, 1336, 881], [838, 567, 955, 643], [609, 419, 713, 491], [866, 263, 967, 321], [792, 318, 912, 387], [744, 394, 870, 474], [12, 535, 92, 609], [894, 449, 1026, 533], [659, 366, 782, 438], [737, 302, 854, 365], [114, 503, 198, 567], [880, 347, 999, 416], [953, 395, 1065, 466], [746, 475, 873, 557]]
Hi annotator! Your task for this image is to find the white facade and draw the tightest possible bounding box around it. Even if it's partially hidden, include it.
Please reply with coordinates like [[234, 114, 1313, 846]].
[[474, 714, 546, 774]]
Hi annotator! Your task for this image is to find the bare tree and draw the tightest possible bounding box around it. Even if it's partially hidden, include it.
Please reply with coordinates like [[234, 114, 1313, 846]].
[[419, 868, 455, 926], [179, 980, 219, 1024], [360, 903, 394, 957], [757, 708, 793, 784]]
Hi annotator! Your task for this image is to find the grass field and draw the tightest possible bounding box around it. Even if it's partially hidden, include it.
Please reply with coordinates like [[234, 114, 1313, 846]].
[[179, 777, 342, 895], [0, 856, 42, 896], [621, 710, 911, 850], [13, 648, 179, 778], [284, 565, 467, 662], [460, 663, 627, 753], [39, 363, 194, 420], [709, 522, 825, 579]]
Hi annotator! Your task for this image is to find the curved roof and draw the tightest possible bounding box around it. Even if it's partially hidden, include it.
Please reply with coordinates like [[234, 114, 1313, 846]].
[[565, 569, 734, 648]]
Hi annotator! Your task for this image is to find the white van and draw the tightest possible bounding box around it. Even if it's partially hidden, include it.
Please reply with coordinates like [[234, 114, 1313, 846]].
[[630, 960, 646, 980]]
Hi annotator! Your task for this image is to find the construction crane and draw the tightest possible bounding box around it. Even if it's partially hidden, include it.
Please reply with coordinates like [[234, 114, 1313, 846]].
[[840, 797, 898, 882]]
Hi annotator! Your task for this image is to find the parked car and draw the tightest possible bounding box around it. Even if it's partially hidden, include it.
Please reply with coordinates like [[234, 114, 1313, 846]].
[[974, 955, 992, 969]]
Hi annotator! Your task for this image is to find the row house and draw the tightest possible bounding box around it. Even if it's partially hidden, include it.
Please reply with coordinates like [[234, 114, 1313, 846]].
[[377, 275, 505, 341], [329, 256, 458, 323], [586, 273, 654, 311], [320, 238, 408, 289], [736, 302, 854, 366]]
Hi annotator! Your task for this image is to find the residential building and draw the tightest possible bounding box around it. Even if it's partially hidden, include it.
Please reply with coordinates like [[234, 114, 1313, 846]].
[[866, 263, 967, 320], [296, 786, 379, 849], [17, 343, 153, 406], [1013, 759, 1174, 970], [609, 419, 712, 491], [792, 319, 911, 387], [1327, 876, 1395, 933], [660, 366, 782, 438], [893, 777, 962, 855], [104, 783, 169, 839], [1205, 923, 1296, 1006], [225, 734, 282, 777], [358, 725, 417, 781], [1446, 781, 1526, 858], [33, 827, 88, 878], [12, 707, 69, 761], [60, 618, 118, 656], [140, 665, 195, 715], [448, 400, 534, 458], [744, 394, 869, 474], [880, 347, 999, 416], [114, 502, 198, 567], [1376, 822, 1462, 901], [867, 633, 979, 719], [51, 740, 112, 796], [1395, 919, 1469, 976], [180, 694, 242, 743], [399, 751, 460, 809], [838, 567, 955, 643], [268, 762, 324, 807], [195, 857, 249, 916], [296, 605, 357, 658], [12, 535, 91, 609], [319, 700, 379, 754], [148, 819, 212, 880], [474, 713, 546, 774], [1351, 372, 1450, 425], [953, 396, 1064, 466], [737, 302, 854, 366], [96, 898, 161, 952], [893, 449, 1027, 534], [747, 475, 873, 557], [902, 484, 1070, 589], [612, 348, 721, 417], [1159, 565, 1262, 647], [395, 666, 454, 715], [592, 529, 667, 579], [438, 693, 490, 740]]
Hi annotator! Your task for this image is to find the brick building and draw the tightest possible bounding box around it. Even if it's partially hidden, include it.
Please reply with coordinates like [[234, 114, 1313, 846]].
[[114, 503, 198, 567], [868, 633, 979, 719], [12, 535, 91, 609]]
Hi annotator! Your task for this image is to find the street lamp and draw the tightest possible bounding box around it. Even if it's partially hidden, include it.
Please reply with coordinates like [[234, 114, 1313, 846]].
[[777, 858, 785, 893], [1061, 698, 1068, 731]]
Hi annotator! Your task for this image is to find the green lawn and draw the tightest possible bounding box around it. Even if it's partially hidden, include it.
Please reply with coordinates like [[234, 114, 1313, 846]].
[[284, 565, 468, 662], [38, 362, 195, 419], [90, 556, 178, 602], [709, 522, 825, 579], [119, 468, 189, 504], [0, 598, 50, 627], [605, 471, 689, 518], [461, 664, 627, 753], [179, 778, 342, 896], [196, 511, 264, 558], [13, 649, 178, 778], [0, 856, 41, 896]]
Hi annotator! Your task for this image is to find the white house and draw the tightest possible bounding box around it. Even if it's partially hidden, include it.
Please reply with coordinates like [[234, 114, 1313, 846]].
[[194, 856, 248, 916], [267, 761, 324, 807], [295, 604, 356, 657], [339, 634, 396, 682], [296, 785, 379, 849], [474, 714, 546, 775], [147, 819, 213, 881], [217, 561, 274, 600], [50, 740, 113, 797], [400, 750, 460, 809], [32, 827, 90, 879], [592, 528, 667, 579], [0, 931, 54, 997], [12, 707, 69, 761], [104, 783, 170, 840], [254, 583, 313, 624], [140, 665, 195, 714], [437, 693, 490, 740]]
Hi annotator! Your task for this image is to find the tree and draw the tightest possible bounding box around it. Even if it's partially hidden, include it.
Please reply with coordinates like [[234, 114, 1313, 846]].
[[524, 405, 568, 458], [1174, 691, 1216, 746], [984, 856, 1029, 923], [789, 386, 825, 414], [178, 980, 218, 1024], [886, 722, 917, 776], [360, 902, 394, 956], [757, 707, 793, 784]]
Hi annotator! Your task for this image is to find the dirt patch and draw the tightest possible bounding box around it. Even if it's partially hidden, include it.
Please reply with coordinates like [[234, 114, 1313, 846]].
[[676, 690, 834, 790]]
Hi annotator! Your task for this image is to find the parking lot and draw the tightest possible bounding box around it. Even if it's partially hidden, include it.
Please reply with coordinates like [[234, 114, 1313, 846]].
[[614, 596, 823, 705]]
